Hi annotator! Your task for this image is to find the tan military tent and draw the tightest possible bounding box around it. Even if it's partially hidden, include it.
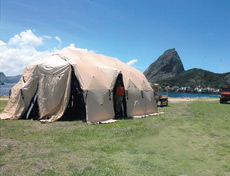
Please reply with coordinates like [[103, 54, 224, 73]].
[[0, 47, 158, 123]]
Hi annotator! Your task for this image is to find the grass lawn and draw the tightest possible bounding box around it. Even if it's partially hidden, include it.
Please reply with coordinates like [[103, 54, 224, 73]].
[[0, 101, 8, 113], [0, 100, 230, 176]]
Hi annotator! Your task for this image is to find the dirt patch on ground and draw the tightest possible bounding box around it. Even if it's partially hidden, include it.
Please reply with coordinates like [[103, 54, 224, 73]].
[[0, 97, 9, 100], [168, 97, 219, 103]]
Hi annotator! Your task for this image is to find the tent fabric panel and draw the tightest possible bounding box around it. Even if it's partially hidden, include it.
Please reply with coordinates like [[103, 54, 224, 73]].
[[125, 80, 145, 117], [37, 55, 70, 75], [73, 63, 96, 90], [38, 65, 71, 121], [0, 65, 38, 119], [0, 82, 26, 119], [126, 92, 145, 116], [62, 49, 120, 90], [96, 66, 120, 90], [143, 90, 158, 114], [87, 67, 120, 90], [86, 89, 114, 123]]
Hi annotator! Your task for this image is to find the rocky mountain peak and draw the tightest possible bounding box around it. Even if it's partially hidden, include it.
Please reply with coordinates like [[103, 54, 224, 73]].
[[0, 72, 6, 83], [144, 48, 184, 82]]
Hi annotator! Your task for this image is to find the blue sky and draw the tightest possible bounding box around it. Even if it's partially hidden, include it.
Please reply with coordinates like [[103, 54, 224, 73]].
[[0, 0, 230, 76]]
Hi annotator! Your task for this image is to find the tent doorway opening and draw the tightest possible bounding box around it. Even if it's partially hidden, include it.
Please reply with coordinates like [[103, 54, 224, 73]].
[[61, 68, 86, 121], [22, 89, 40, 120], [113, 74, 127, 119]]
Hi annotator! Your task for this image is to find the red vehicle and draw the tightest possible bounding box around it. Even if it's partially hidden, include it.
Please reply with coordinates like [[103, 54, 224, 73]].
[[220, 85, 230, 104]]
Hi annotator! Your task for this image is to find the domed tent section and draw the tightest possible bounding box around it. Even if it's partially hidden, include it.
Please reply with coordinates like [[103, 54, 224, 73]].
[[0, 54, 72, 122], [0, 47, 158, 123]]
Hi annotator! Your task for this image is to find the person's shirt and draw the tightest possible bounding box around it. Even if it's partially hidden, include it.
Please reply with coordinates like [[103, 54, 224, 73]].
[[116, 85, 124, 97]]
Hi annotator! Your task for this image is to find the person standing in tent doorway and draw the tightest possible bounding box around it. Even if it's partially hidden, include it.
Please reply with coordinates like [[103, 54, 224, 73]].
[[115, 81, 125, 117]]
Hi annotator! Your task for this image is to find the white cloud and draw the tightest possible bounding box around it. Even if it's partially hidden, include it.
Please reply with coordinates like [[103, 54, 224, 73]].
[[127, 59, 138, 66], [43, 35, 52, 40], [0, 30, 56, 76], [0, 41, 6, 46], [55, 36, 62, 48], [67, 43, 95, 53], [8, 29, 43, 48], [68, 43, 76, 49], [55, 36, 61, 43], [0, 29, 94, 76]]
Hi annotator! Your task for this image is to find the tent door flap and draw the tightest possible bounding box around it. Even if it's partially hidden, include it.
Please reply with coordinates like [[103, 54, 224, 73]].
[[26, 91, 38, 119]]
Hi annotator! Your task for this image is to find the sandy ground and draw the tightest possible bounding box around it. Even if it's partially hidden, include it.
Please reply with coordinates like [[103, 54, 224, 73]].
[[168, 97, 219, 103], [0, 97, 9, 100]]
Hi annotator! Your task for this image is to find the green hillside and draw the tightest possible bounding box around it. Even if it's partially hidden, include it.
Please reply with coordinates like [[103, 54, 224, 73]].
[[157, 68, 230, 88], [5, 75, 21, 83], [0, 72, 21, 83]]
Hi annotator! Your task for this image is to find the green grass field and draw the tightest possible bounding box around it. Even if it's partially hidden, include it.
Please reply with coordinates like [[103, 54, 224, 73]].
[[0, 99, 230, 176], [0, 100, 8, 113]]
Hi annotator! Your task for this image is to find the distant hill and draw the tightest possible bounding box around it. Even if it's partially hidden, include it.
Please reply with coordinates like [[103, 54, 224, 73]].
[[157, 68, 230, 89], [144, 48, 184, 82], [0, 72, 21, 83], [5, 75, 21, 83], [144, 48, 230, 89], [0, 72, 6, 83]]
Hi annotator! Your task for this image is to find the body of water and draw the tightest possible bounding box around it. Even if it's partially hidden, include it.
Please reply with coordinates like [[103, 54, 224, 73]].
[[163, 92, 219, 98], [0, 83, 15, 96], [0, 83, 219, 98]]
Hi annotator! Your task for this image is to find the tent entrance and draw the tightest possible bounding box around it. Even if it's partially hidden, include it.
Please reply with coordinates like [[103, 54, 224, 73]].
[[61, 68, 86, 121], [113, 74, 127, 118], [21, 89, 40, 120]]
